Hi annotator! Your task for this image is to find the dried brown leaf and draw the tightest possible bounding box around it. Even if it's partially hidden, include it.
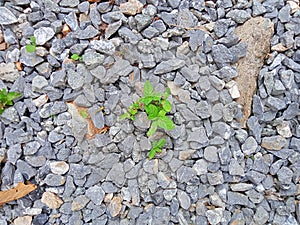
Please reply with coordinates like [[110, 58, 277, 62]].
[[0, 182, 37, 207]]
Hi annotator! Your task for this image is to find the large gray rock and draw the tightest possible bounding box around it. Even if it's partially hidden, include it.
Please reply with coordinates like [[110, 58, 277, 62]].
[[0, 7, 18, 25], [154, 59, 185, 74]]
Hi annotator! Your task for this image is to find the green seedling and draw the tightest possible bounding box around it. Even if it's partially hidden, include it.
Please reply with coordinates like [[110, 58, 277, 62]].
[[121, 81, 175, 159], [149, 138, 166, 159], [0, 89, 22, 115], [71, 53, 83, 61], [121, 81, 174, 136], [79, 109, 89, 119], [26, 36, 36, 53]]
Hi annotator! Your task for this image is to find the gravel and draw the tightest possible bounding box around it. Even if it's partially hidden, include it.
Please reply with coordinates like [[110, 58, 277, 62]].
[[0, 1, 299, 224]]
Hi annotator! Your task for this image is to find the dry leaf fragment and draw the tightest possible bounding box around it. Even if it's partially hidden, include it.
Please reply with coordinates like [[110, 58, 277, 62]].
[[0, 182, 37, 207], [15, 62, 23, 71]]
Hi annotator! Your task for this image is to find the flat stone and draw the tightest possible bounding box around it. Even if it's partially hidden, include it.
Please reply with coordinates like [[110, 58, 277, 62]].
[[234, 17, 274, 127], [206, 208, 223, 225], [261, 136, 287, 150], [13, 216, 32, 225], [230, 183, 253, 192], [229, 159, 245, 176], [86, 185, 105, 205], [120, 0, 143, 15], [72, 195, 90, 211], [204, 146, 219, 162], [192, 159, 208, 175], [0, 62, 19, 82], [177, 190, 191, 210], [106, 162, 125, 187], [154, 59, 185, 75], [227, 191, 250, 206], [50, 161, 69, 175], [207, 171, 224, 185], [34, 27, 55, 45], [41, 191, 63, 209], [0, 7, 18, 25], [44, 174, 66, 186]]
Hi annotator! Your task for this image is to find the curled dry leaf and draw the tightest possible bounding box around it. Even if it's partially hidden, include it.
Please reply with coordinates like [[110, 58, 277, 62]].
[[0, 182, 37, 207]]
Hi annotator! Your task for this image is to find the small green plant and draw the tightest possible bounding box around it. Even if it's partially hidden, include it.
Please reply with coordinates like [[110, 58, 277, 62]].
[[25, 36, 36, 53], [0, 89, 22, 114], [71, 53, 83, 61], [149, 138, 166, 159], [121, 81, 175, 159], [79, 109, 89, 119]]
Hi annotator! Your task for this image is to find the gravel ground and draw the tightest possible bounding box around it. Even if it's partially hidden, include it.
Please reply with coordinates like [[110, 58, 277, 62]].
[[0, 0, 300, 224]]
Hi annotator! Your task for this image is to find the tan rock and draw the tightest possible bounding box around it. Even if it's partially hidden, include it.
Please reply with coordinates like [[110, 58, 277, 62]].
[[234, 17, 274, 127], [108, 196, 122, 217], [41, 191, 63, 209], [179, 150, 196, 160], [0, 62, 20, 82], [276, 121, 292, 138], [120, 0, 143, 15], [14, 216, 32, 225], [50, 161, 70, 175], [261, 135, 287, 150]]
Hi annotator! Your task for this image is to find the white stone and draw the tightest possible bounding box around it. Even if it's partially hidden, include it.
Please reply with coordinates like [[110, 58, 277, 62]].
[[50, 161, 69, 175]]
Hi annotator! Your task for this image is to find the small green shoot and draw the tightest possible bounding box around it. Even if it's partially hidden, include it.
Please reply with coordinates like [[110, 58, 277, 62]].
[[149, 138, 166, 159], [0, 89, 22, 115], [79, 109, 89, 119], [26, 36, 36, 53], [71, 53, 83, 61], [121, 81, 174, 136], [121, 81, 174, 159]]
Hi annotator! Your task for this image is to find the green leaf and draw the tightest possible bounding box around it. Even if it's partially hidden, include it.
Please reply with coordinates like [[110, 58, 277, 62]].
[[147, 121, 158, 137], [26, 44, 36, 53], [0, 108, 4, 115], [145, 104, 159, 120], [163, 87, 171, 99], [157, 116, 175, 130], [7, 92, 21, 101], [158, 109, 166, 117], [161, 99, 172, 112], [155, 138, 166, 148], [30, 36, 36, 45], [119, 112, 130, 120], [79, 110, 89, 119], [129, 108, 138, 115], [149, 148, 156, 159], [139, 96, 153, 106], [71, 54, 80, 60], [144, 80, 153, 96]]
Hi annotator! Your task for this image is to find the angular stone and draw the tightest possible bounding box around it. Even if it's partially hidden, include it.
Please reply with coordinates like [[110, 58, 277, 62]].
[[204, 146, 219, 163], [86, 185, 105, 205], [230, 183, 253, 192], [72, 195, 90, 211], [176, 166, 196, 183], [41, 191, 63, 209], [234, 17, 274, 127], [206, 208, 223, 225], [177, 190, 191, 210], [106, 163, 125, 187], [207, 171, 224, 185], [13, 216, 32, 225], [34, 27, 55, 45], [0, 7, 18, 25], [120, 0, 143, 15], [154, 59, 185, 75], [227, 191, 250, 206], [108, 196, 122, 217], [261, 136, 287, 150]]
